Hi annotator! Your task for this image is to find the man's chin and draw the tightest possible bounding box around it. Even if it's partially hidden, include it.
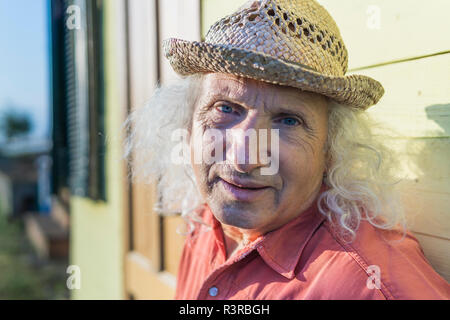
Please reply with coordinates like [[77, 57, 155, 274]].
[[210, 202, 270, 230]]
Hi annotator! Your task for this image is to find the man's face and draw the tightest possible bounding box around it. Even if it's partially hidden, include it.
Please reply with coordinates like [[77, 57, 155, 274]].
[[190, 73, 329, 234]]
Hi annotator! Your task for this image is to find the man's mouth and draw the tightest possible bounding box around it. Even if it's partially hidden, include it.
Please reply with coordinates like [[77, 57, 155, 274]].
[[218, 177, 271, 201]]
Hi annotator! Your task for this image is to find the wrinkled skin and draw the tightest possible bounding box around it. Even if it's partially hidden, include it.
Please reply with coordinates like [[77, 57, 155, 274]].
[[190, 73, 329, 257]]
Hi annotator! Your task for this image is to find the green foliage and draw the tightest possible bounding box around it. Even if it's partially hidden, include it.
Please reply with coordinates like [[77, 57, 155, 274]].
[[0, 108, 33, 140], [0, 215, 69, 300]]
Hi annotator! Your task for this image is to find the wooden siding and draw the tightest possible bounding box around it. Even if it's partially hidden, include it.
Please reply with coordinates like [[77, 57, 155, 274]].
[[318, 0, 450, 281]]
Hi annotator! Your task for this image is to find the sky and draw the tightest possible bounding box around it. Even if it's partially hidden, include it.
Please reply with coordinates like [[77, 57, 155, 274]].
[[0, 0, 49, 140]]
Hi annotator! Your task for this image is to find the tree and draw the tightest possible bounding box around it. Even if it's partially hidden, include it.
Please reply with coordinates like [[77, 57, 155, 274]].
[[0, 109, 33, 140]]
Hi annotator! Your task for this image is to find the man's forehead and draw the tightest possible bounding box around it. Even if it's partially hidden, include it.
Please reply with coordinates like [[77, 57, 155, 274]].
[[199, 73, 328, 114], [201, 73, 258, 93]]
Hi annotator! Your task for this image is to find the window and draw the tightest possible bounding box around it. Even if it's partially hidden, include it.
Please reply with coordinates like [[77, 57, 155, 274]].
[[50, 0, 105, 201]]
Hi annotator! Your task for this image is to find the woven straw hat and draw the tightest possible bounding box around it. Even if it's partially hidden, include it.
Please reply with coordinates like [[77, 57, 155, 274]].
[[163, 0, 384, 109]]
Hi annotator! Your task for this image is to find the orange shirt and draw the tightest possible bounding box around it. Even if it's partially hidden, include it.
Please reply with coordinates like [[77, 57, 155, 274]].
[[175, 197, 450, 300]]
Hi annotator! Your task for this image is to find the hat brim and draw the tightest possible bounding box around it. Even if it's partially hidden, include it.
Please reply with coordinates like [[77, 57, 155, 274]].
[[163, 38, 384, 110]]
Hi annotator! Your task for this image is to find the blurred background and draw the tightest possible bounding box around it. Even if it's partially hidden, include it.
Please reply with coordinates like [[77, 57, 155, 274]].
[[0, 0, 448, 300]]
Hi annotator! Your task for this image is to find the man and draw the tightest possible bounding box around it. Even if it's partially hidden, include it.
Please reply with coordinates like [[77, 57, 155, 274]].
[[126, 0, 449, 299]]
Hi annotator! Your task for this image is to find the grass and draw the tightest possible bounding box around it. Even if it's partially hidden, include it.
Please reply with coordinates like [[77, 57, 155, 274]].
[[0, 212, 70, 300]]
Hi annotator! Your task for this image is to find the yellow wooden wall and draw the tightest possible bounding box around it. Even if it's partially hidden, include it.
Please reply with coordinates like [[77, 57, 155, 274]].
[[316, 0, 450, 281]]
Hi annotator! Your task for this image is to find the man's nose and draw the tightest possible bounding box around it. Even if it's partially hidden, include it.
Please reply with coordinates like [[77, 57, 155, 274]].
[[225, 117, 271, 173]]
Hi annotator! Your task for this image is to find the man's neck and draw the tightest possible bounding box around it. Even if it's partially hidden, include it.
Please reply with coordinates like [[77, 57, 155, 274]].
[[222, 225, 261, 259]]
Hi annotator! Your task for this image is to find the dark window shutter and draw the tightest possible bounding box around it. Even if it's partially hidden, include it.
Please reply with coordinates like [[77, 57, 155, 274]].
[[50, 0, 105, 201], [64, 0, 90, 197], [50, 0, 69, 195], [86, 0, 105, 201]]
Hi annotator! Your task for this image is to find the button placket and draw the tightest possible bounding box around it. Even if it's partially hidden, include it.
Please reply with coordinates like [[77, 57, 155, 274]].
[[197, 242, 263, 299]]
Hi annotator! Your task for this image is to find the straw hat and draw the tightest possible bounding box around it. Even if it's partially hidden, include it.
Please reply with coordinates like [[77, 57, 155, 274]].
[[163, 0, 384, 109]]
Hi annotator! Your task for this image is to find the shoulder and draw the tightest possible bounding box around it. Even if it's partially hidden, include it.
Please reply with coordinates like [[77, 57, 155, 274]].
[[295, 221, 385, 299], [310, 219, 450, 300]]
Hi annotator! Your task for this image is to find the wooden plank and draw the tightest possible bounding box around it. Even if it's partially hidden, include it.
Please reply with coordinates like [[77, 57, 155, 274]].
[[201, 0, 244, 37], [24, 214, 69, 260], [391, 138, 450, 192], [317, 0, 450, 70], [163, 215, 186, 275], [379, 139, 450, 240], [122, 158, 131, 299], [24, 214, 49, 259], [51, 196, 70, 231], [127, 0, 162, 272], [356, 54, 450, 138], [125, 251, 176, 299], [131, 182, 161, 270], [127, 0, 159, 109], [103, 0, 131, 300], [412, 233, 450, 282], [400, 186, 450, 239], [158, 0, 201, 84]]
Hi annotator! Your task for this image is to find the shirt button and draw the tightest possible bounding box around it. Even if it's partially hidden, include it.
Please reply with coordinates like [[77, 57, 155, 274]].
[[208, 286, 219, 297]]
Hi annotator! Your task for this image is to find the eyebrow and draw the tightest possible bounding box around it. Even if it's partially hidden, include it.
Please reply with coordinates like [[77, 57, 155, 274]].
[[202, 91, 312, 113], [269, 105, 312, 120], [199, 92, 246, 109]]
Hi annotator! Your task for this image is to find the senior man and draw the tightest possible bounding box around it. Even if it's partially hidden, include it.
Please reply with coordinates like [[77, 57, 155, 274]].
[[126, 0, 449, 299]]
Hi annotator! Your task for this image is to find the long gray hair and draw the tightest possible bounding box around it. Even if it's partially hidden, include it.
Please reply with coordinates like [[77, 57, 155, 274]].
[[124, 74, 407, 242]]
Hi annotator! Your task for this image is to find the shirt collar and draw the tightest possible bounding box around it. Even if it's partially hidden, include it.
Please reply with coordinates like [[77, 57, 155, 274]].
[[256, 190, 326, 279], [206, 183, 328, 280]]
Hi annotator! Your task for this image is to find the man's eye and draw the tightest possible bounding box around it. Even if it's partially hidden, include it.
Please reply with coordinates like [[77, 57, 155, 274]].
[[217, 105, 233, 114], [280, 117, 300, 126]]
